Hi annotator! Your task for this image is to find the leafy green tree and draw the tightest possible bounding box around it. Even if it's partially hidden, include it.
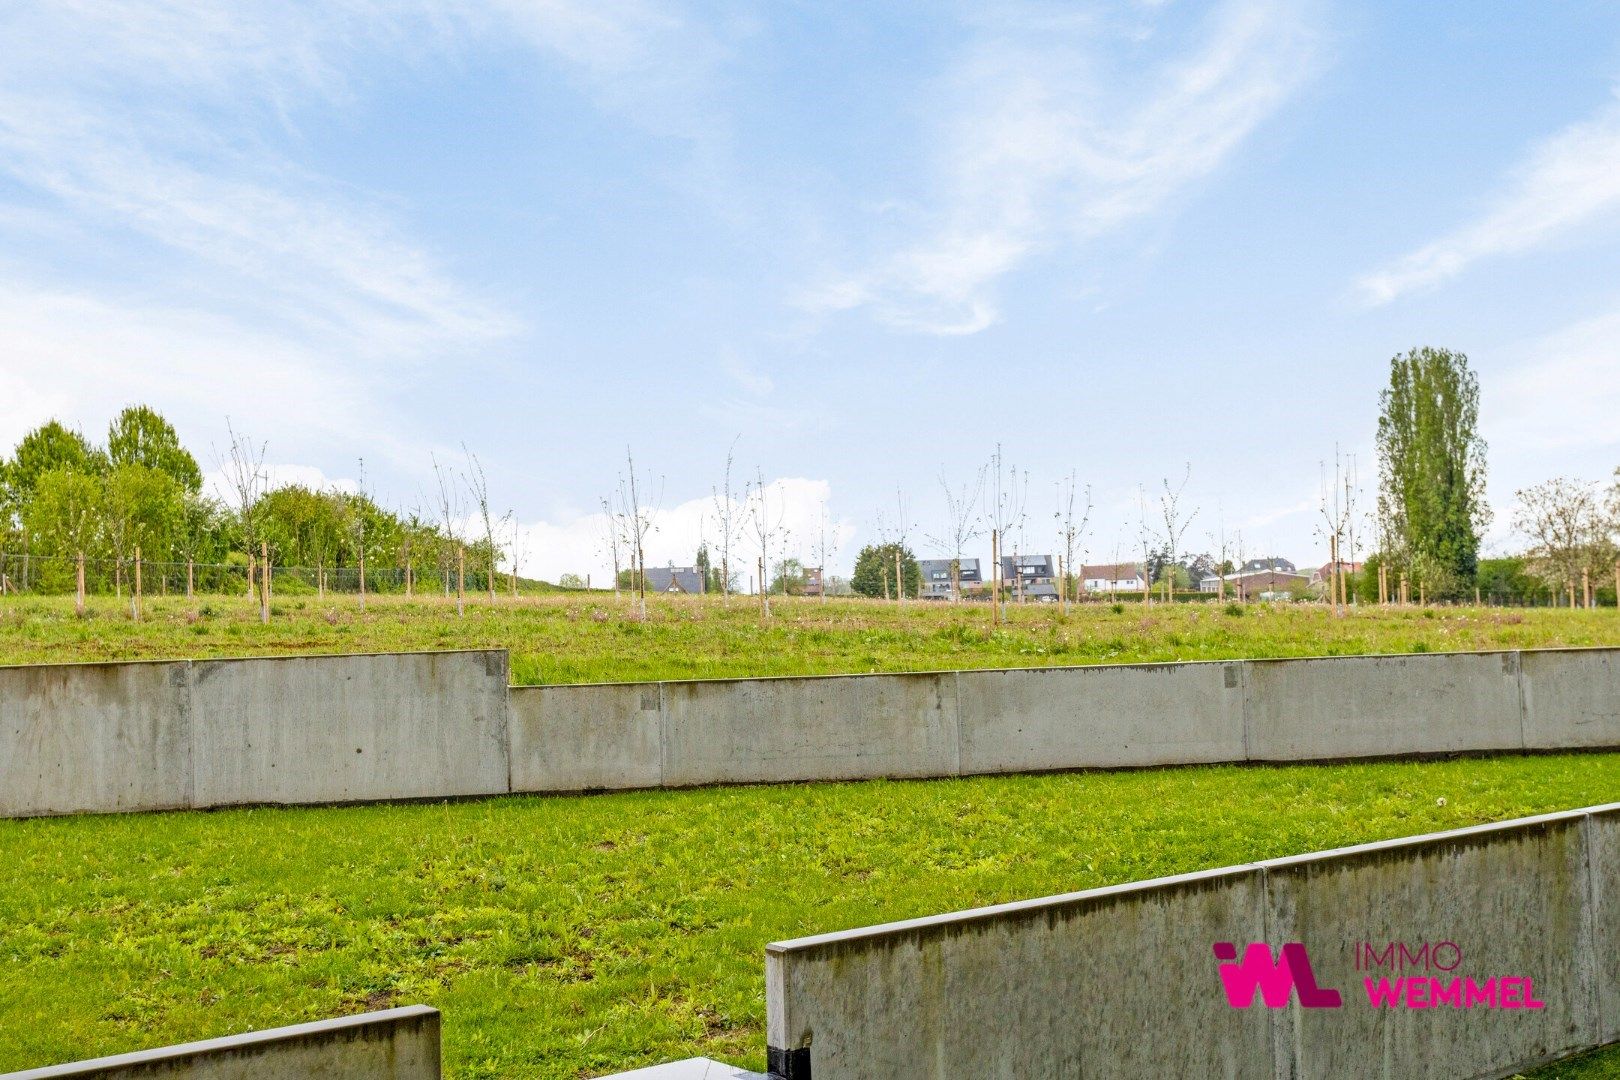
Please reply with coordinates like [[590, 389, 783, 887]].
[[22, 467, 104, 590], [258, 485, 346, 570], [1375, 347, 1489, 596], [770, 557, 807, 595], [850, 543, 919, 598], [1476, 557, 1551, 605], [108, 405, 202, 494], [5, 421, 103, 501], [104, 463, 184, 580]]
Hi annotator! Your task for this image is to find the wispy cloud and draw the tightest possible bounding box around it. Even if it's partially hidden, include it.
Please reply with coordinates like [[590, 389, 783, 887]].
[[1490, 301, 1620, 454], [1357, 90, 1620, 305], [0, 0, 736, 461], [802, 0, 1320, 335]]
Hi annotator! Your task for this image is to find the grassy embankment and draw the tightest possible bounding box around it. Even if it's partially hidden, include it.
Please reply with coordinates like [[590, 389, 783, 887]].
[[1, 592, 1617, 682], [2, 755, 1619, 1077]]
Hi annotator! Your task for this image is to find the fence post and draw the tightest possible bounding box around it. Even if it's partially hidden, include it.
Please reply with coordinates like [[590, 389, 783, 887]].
[[76, 551, 86, 617]]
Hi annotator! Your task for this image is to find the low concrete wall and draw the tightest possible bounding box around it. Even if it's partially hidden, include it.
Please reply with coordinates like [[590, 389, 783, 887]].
[[0, 660, 192, 816], [1, 651, 507, 817], [7, 646, 1620, 818], [661, 673, 958, 786], [1243, 651, 1525, 761], [191, 651, 509, 808], [1521, 648, 1620, 749], [1, 1005, 440, 1079], [509, 683, 662, 792], [765, 804, 1620, 1080], [766, 867, 1269, 1078], [957, 661, 1245, 774]]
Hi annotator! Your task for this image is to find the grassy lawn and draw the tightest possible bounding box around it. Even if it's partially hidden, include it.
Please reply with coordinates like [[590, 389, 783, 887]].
[[2, 593, 1618, 683], [2, 754, 1619, 1077]]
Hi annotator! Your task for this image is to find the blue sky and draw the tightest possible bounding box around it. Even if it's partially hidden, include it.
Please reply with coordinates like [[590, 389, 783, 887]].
[[5, 1, 1620, 582]]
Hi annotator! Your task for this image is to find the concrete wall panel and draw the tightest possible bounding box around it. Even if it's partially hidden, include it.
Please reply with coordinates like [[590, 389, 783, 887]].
[[508, 683, 662, 792], [2, 1005, 439, 1079], [190, 651, 508, 808], [768, 808, 1615, 1080], [1262, 814, 1595, 1079], [1589, 805, 1620, 1046], [766, 867, 1270, 1080], [1521, 648, 1620, 750], [0, 661, 191, 816], [1245, 652, 1523, 761], [660, 673, 957, 787], [957, 661, 1245, 774]]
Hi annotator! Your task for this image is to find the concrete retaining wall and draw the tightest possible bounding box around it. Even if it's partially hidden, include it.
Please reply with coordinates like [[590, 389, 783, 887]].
[[1, 651, 507, 817], [510, 647, 1620, 796], [6, 646, 1620, 817], [1, 1005, 440, 1079], [764, 804, 1620, 1080]]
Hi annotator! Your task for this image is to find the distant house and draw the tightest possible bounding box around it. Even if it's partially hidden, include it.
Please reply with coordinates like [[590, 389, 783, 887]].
[[1240, 556, 1296, 574], [644, 565, 705, 594], [919, 558, 981, 601], [1200, 568, 1310, 598], [1081, 562, 1148, 594], [1001, 554, 1059, 602], [1310, 560, 1364, 586]]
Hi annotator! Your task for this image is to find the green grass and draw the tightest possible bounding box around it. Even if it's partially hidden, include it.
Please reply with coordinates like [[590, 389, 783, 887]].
[[3, 754, 1619, 1077], [1, 593, 1617, 683]]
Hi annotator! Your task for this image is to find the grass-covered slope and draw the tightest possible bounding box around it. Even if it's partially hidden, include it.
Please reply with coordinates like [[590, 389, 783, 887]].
[[3, 754, 1619, 1077]]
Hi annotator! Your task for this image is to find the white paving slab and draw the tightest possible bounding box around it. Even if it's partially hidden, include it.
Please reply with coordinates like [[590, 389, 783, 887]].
[[597, 1058, 766, 1079]]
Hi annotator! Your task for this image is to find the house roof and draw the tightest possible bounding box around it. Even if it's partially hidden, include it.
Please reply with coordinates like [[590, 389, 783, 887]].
[[1080, 562, 1143, 580], [1001, 554, 1055, 577], [644, 565, 705, 594]]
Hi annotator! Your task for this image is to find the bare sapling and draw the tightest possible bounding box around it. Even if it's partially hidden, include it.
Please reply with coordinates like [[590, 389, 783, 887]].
[[929, 465, 985, 604], [1054, 471, 1092, 616], [461, 445, 501, 604], [1154, 464, 1197, 606], [710, 436, 743, 603], [215, 417, 267, 607]]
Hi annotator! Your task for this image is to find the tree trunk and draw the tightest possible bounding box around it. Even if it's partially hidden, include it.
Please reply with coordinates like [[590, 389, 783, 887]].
[[132, 545, 142, 621], [991, 530, 999, 625], [457, 545, 466, 617], [76, 551, 86, 617], [260, 541, 270, 624]]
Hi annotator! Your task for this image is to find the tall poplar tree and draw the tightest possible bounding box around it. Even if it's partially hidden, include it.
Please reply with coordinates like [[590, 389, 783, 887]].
[[1375, 347, 1489, 596]]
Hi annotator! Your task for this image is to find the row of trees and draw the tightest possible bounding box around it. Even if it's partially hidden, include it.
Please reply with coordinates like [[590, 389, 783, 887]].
[[0, 406, 507, 599]]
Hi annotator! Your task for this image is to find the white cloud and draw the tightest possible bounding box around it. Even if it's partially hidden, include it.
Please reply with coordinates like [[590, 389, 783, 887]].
[[508, 477, 857, 586], [0, 278, 421, 470], [0, 0, 736, 472], [1357, 91, 1620, 305], [804, 0, 1319, 335], [1489, 303, 1620, 455]]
